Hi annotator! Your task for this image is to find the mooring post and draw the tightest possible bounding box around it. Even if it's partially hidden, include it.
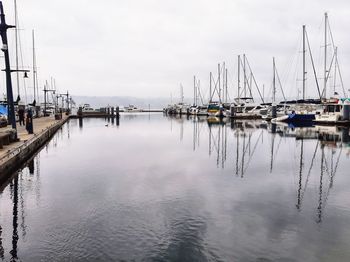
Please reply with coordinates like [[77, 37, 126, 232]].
[[111, 107, 114, 117], [341, 128, 349, 143], [230, 105, 235, 118], [271, 104, 277, 119], [116, 106, 120, 118]]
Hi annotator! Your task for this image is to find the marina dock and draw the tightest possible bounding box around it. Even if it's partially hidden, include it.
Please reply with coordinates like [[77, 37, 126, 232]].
[[0, 116, 69, 179]]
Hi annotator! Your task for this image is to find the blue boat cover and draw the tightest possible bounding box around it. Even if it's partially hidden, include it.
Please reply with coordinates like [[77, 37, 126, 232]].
[[0, 105, 8, 116]]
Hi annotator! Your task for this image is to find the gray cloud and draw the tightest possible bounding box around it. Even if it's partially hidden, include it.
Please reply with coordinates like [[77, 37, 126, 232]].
[[0, 0, 349, 101]]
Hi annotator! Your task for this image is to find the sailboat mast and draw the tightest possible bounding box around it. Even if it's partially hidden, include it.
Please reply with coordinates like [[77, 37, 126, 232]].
[[237, 55, 240, 104], [302, 25, 306, 100], [333, 47, 337, 95], [222, 62, 225, 103], [32, 29, 36, 102], [14, 0, 19, 96], [193, 75, 196, 106], [209, 72, 212, 103], [218, 63, 221, 103], [324, 12, 328, 100], [273, 57, 276, 103], [243, 54, 246, 98], [225, 68, 228, 103]]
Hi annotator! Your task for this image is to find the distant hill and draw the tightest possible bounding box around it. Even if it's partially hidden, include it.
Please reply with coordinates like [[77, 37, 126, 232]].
[[71, 96, 192, 109]]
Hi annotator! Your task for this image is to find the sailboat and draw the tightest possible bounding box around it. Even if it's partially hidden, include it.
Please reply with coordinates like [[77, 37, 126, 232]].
[[314, 14, 350, 125], [227, 55, 266, 119], [273, 25, 320, 123], [207, 66, 224, 118]]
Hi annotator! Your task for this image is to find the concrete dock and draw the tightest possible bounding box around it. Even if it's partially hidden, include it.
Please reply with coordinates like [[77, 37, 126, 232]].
[[0, 116, 69, 179]]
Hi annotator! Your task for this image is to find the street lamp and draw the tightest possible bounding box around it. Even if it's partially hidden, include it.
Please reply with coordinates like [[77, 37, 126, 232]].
[[0, 1, 17, 139]]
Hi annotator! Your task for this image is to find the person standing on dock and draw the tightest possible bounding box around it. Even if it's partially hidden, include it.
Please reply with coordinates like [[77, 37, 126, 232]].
[[18, 107, 25, 126], [25, 109, 33, 134]]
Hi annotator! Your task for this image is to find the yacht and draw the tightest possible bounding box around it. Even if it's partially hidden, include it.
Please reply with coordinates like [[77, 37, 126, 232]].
[[315, 98, 350, 124], [124, 105, 142, 112], [82, 104, 95, 113], [207, 102, 222, 117]]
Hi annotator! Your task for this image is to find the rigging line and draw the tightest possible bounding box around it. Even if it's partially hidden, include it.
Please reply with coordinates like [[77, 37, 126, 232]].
[[290, 38, 302, 99], [321, 50, 336, 98], [327, 18, 336, 50], [281, 34, 302, 99], [212, 73, 221, 102], [281, 33, 301, 88], [322, 147, 342, 211], [245, 58, 264, 103], [239, 57, 252, 99], [197, 81, 205, 105], [16, 10, 29, 104], [210, 128, 219, 155], [306, 31, 322, 99], [299, 141, 319, 206], [335, 56, 347, 97], [274, 134, 284, 158], [14, 0, 20, 95], [275, 64, 287, 101], [242, 130, 264, 175], [322, 152, 332, 180]]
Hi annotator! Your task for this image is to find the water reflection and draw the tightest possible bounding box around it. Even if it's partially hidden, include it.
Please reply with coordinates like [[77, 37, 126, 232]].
[[169, 115, 350, 223], [0, 122, 70, 262], [0, 115, 349, 261]]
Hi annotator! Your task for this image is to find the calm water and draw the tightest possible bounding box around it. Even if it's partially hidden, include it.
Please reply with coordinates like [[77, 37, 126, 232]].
[[1, 114, 350, 261]]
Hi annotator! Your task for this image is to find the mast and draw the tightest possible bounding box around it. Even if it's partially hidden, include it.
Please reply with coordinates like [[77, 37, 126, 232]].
[[273, 57, 276, 103], [243, 54, 246, 98], [44, 81, 47, 116], [225, 68, 228, 103], [302, 25, 306, 100], [32, 29, 36, 103], [237, 55, 240, 104], [193, 75, 196, 106], [14, 0, 19, 96], [209, 72, 212, 103], [218, 63, 221, 103], [0, 1, 17, 136], [333, 47, 337, 95], [180, 84, 184, 103], [324, 12, 328, 100]]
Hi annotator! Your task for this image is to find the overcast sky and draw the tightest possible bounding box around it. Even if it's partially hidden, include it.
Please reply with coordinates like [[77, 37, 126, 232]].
[[1, 0, 350, 101]]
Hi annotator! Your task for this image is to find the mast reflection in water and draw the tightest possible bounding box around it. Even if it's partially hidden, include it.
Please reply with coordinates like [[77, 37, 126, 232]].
[[0, 114, 350, 261]]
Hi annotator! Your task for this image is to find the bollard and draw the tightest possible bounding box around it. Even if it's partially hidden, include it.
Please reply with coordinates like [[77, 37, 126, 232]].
[[219, 107, 224, 118], [343, 102, 350, 121], [271, 104, 277, 119], [79, 118, 83, 129], [271, 123, 277, 134], [230, 105, 235, 118], [111, 107, 115, 117], [116, 106, 120, 118], [342, 128, 350, 143]]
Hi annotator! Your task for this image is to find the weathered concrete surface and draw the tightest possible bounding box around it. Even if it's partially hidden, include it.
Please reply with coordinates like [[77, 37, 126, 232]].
[[0, 116, 69, 179]]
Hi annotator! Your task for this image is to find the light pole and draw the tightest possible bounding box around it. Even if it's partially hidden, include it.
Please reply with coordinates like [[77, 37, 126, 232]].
[[0, 1, 17, 139]]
